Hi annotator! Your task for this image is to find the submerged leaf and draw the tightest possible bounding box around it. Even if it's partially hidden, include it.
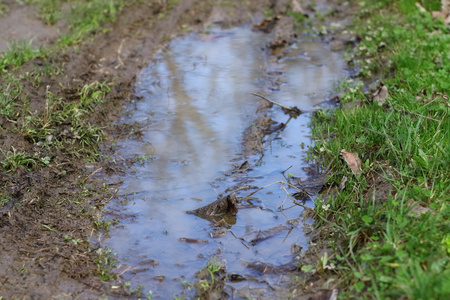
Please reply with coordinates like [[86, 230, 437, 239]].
[[244, 261, 296, 273], [340, 150, 362, 175], [186, 194, 238, 217], [179, 238, 208, 244], [241, 224, 288, 245]]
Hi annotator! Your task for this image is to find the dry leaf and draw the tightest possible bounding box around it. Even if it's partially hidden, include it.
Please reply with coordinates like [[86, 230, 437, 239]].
[[432, 11, 450, 24], [443, 0, 450, 15], [308, 289, 339, 300], [407, 200, 435, 217], [291, 0, 306, 14], [432, 11, 444, 18], [339, 176, 348, 190], [186, 194, 238, 217], [340, 150, 362, 175], [371, 85, 389, 105], [178, 238, 208, 244], [241, 224, 288, 245], [415, 3, 427, 13], [251, 17, 279, 33], [424, 0, 450, 24]]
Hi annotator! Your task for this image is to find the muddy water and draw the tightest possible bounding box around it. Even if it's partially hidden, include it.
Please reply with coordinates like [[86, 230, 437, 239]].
[[105, 27, 346, 298]]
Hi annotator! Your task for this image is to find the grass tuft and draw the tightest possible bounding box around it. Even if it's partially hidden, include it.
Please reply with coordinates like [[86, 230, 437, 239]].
[[0, 41, 43, 72]]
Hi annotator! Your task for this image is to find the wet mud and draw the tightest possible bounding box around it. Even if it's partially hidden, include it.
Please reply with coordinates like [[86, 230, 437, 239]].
[[0, 0, 356, 298]]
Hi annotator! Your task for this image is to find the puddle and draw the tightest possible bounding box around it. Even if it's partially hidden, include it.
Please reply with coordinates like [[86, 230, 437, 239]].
[[104, 27, 346, 298]]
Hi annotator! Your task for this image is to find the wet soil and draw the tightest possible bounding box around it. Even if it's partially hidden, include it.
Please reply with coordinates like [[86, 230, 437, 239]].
[[0, 0, 357, 298]]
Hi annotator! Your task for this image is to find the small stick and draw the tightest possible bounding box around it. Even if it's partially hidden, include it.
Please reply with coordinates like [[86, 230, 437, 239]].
[[250, 92, 303, 117], [250, 92, 293, 111], [115, 38, 125, 68], [240, 180, 311, 201]]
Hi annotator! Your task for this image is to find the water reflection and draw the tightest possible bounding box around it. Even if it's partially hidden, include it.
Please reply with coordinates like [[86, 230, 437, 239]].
[[134, 29, 265, 192]]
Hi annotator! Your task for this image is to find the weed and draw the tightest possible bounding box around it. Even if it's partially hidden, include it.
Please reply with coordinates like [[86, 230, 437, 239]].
[[0, 146, 50, 172], [262, 6, 274, 18], [0, 80, 23, 119], [94, 247, 117, 281], [135, 154, 155, 165], [21, 81, 109, 157], [0, 190, 10, 208], [194, 257, 225, 296], [93, 218, 114, 231], [25, 0, 64, 25], [60, 0, 126, 45], [0, 41, 42, 71]]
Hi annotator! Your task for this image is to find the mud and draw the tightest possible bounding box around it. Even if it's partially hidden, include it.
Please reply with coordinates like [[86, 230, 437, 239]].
[[0, 0, 63, 52], [0, 0, 357, 298]]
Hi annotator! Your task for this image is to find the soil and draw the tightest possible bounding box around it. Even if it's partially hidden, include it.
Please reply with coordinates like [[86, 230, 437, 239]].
[[0, 0, 357, 298]]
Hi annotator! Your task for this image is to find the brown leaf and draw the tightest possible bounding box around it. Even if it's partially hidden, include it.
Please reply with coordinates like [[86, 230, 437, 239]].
[[371, 84, 389, 105], [308, 289, 339, 300], [245, 261, 296, 273], [432, 10, 450, 24], [241, 225, 288, 245], [291, 0, 306, 14], [415, 3, 427, 13], [339, 175, 348, 190], [340, 150, 362, 175], [179, 238, 208, 244], [444, 0, 450, 14], [200, 35, 227, 41], [407, 200, 435, 218], [432, 11, 446, 18], [251, 17, 279, 33], [186, 194, 238, 217]]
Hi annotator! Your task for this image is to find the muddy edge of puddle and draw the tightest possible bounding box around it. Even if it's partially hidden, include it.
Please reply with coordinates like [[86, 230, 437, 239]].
[[105, 3, 352, 300]]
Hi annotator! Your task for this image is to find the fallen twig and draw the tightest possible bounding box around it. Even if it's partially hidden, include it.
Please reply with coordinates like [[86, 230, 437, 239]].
[[250, 92, 303, 117], [240, 180, 314, 203]]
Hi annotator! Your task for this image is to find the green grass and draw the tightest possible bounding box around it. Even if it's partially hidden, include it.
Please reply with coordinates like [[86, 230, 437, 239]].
[[0, 66, 110, 167], [93, 247, 117, 281], [194, 257, 225, 298], [0, 79, 22, 118], [0, 191, 9, 208], [61, 0, 124, 45], [0, 41, 43, 72], [0, 0, 138, 165], [21, 81, 110, 158], [0, 1, 132, 169], [0, 146, 50, 172], [0, 0, 130, 72], [309, 1, 450, 299], [0, 0, 9, 17]]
